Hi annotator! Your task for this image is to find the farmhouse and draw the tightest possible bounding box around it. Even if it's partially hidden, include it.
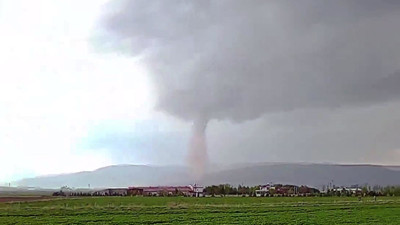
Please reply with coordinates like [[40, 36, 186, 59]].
[[255, 184, 273, 197]]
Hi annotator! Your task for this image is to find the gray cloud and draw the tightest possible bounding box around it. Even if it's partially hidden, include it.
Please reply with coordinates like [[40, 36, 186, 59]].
[[206, 100, 400, 165], [101, 0, 400, 122]]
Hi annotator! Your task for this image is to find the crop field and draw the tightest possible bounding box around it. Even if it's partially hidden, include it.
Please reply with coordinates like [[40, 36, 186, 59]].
[[1, 196, 400, 224]]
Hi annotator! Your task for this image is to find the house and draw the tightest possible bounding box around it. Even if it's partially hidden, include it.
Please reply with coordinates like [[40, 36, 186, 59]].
[[348, 187, 362, 195], [256, 184, 272, 197], [189, 184, 204, 197], [331, 187, 362, 196]]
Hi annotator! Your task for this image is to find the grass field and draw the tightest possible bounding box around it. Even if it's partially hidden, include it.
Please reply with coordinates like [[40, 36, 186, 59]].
[[1, 196, 400, 224]]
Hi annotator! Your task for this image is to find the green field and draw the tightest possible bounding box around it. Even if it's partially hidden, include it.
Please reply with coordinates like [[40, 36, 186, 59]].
[[1, 196, 400, 224]]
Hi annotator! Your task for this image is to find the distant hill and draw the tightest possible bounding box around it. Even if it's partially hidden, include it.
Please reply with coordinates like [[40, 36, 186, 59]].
[[15, 163, 400, 189], [16, 165, 192, 189], [204, 163, 400, 187]]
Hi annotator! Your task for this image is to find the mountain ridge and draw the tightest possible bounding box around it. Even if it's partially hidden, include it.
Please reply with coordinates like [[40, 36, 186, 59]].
[[15, 163, 400, 189]]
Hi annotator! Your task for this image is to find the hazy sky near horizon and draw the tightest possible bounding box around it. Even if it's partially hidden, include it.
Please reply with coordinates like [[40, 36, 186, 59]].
[[1, 0, 400, 183]]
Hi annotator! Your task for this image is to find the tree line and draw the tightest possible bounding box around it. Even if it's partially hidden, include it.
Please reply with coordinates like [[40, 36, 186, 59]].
[[204, 184, 400, 197], [204, 184, 258, 196], [324, 185, 400, 197]]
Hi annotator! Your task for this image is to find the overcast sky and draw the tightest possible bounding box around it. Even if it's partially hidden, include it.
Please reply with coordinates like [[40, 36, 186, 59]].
[[1, 0, 400, 183]]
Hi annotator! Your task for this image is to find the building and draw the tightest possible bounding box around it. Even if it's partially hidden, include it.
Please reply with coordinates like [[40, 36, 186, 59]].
[[128, 185, 204, 197], [331, 187, 362, 196], [255, 184, 273, 197], [256, 184, 319, 197], [190, 184, 204, 197], [93, 188, 128, 196]]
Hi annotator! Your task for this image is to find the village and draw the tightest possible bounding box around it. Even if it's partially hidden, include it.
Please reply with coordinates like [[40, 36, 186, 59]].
[[52, 183, 373, 198]]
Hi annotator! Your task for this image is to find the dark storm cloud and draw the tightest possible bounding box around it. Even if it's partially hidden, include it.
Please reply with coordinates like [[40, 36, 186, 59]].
[[206, 101, 400, 165], [101, 0, 400, 122]]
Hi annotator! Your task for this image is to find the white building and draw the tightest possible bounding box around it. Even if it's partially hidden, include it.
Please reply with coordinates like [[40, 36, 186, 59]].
[[256, 184, 274, 197], [190, 184, 204, 197]]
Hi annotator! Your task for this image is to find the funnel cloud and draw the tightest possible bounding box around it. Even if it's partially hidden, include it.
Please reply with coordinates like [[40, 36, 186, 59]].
[[188, 116, 208, 179]]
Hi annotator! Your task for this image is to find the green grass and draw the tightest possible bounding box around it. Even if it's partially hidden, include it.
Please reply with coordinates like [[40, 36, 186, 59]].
[[1, 196, 400, 224]]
